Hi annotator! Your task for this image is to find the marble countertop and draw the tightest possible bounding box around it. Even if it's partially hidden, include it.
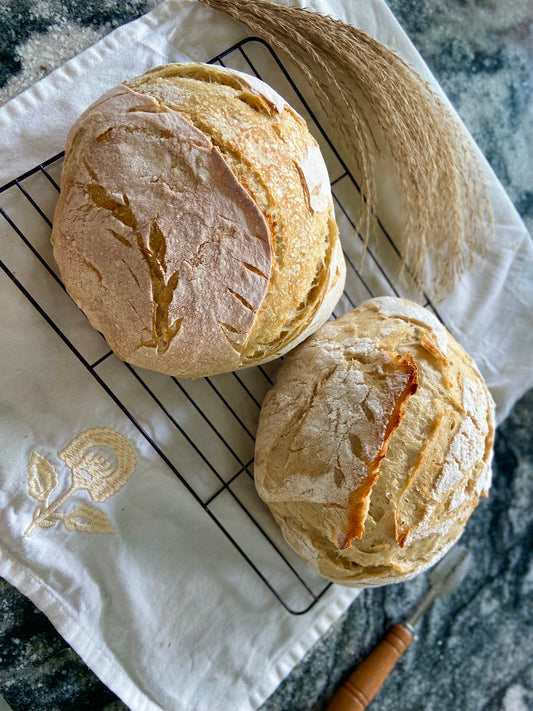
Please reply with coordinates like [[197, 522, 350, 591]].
[[0, 1, 532, 710]]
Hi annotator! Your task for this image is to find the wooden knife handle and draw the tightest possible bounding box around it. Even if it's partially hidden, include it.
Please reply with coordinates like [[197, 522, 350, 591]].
[[327, 624, 414, 711]]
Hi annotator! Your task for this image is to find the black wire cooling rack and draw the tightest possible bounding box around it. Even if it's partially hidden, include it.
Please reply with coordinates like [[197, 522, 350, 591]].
[[0, 37, 443, 615]]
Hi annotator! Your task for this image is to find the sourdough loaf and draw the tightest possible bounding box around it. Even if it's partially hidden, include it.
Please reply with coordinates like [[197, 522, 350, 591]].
[[254, 297, 495, 586], [51, 63, 345, 378]]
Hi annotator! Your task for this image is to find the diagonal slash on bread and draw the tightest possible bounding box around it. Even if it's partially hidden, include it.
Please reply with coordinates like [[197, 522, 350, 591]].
[[340, 351, 418, 548], [255, 342, 419, 552]]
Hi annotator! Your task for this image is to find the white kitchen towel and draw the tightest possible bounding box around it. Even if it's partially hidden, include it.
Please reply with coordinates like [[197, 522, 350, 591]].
[[0, 2, 532, 711]]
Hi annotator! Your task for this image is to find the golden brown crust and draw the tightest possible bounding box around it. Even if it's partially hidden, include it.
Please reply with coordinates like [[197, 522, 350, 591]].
[[52, 63, 345, 378], [254, 297, 495, 587], [341, 351, 418, 548], [127, 64, 341, 363]]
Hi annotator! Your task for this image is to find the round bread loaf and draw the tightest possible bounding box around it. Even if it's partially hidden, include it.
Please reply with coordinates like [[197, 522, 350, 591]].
[[51, 63, 345, 378], [254, 297, 495, 586]]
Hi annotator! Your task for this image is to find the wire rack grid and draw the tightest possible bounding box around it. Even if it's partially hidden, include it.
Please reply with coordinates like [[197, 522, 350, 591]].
[[0, 37, 444, 615]]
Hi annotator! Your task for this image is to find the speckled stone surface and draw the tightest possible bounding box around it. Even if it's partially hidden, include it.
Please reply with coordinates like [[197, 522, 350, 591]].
[[387, 0, 533, 239], [0, 1, 532, 710]]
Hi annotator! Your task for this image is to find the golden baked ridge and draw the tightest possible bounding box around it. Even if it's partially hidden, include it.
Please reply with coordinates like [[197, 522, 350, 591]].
[[254, 297, 495, 586], [51, 63, 345, 378]]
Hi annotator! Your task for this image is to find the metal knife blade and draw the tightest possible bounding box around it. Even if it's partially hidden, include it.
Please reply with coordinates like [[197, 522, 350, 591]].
[[405, 544, 472, 630]]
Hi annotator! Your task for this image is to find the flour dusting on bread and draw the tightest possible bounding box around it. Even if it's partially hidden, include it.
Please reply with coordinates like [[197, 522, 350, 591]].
[[52, 63, 345, 378], [254, 297, 495, 587]]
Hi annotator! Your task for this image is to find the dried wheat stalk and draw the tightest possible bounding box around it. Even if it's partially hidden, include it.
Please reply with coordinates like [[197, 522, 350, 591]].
[[199, 0, 493, 297]]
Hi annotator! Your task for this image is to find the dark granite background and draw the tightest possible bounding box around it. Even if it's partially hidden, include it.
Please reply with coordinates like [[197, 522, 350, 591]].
[[1, 1, 532, 710]]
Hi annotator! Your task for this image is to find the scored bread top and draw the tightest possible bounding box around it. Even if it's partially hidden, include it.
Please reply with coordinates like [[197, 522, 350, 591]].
[[52, 63, 344, 378], [254, 297, 495, 586], [53, 82, 271, 376], [255, 340, 419, 551]]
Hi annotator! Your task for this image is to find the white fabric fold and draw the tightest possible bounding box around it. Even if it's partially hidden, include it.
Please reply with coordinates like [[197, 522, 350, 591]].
[[0, 1, 532, 710]]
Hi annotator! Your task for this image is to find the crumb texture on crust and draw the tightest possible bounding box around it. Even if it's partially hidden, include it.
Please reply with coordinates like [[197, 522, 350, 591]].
[[254, 297, 495, 587], [52, 63, 344, 378]]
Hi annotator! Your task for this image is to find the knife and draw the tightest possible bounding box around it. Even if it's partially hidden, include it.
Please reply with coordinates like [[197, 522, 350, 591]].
[[327, 544, 472, 711]]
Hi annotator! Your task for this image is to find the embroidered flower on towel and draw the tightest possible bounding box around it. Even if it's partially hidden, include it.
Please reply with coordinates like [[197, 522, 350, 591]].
[[24, 427, 136, 537]]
